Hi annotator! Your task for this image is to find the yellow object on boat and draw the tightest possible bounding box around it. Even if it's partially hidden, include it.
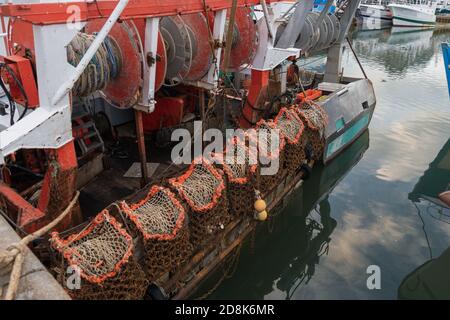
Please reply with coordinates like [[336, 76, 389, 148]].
[[257, 210, 268, 221], [254, 199, 267, 212]]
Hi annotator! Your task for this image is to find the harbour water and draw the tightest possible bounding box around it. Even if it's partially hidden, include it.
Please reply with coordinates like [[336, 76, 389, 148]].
[[200, 27, 450, 299]]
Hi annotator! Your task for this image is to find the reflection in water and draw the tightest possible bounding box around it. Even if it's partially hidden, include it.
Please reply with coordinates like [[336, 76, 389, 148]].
[[199, 131, 369, 300], [352, 27, 437, 76], [278, 199, 335, 300], [409, 139, 450, 205], [398, 246, 450, 299], [210, 27, 450, 299], [399, 140, 450, 299], [277, 129, 371, 299]]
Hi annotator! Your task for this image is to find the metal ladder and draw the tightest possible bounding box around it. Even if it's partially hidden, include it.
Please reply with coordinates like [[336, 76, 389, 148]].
[[72, 104, 105, 160]]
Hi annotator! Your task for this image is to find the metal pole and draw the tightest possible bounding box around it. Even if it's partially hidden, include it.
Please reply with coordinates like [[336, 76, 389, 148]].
[[281, 1, 299, 19], [260, 0, 275, 40], [135, 110, 149, 187], [222, 0, 238, 71], [346, 37, 368, 79]]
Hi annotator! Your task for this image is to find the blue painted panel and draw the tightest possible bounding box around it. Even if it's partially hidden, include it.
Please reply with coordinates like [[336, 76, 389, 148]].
[[335, 117, 345, 131], [325, 113, 370, 159], [442, 43, 450, 97], [313, 0, 336, 13]]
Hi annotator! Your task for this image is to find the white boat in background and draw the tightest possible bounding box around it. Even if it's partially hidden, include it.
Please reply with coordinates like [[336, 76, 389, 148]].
[[436, 0, 450, 14], [359, 1, 393, 21], [358, 1, 393, 29], [388, 0, 437, 27]]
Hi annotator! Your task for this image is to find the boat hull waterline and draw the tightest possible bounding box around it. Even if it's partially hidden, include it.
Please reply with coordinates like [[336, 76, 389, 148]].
[[388, 4, 437, 27]]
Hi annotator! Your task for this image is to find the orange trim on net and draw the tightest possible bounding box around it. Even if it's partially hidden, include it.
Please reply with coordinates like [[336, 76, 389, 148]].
[[250, 119, 286, 160], [273, 107, 305, 145], [222, 136, 258, 185], [295, 102, 329, 132], [168, 157, 225, 213], [120, 185, 186, 241], [50, 210, 134, 284]]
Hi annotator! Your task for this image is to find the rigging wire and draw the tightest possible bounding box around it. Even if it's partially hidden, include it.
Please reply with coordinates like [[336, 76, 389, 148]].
[[0, 62, 29, 125]]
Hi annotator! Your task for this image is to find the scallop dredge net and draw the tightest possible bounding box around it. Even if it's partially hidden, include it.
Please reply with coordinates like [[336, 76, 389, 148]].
[[50, 211, 148, 300], [120, 186, 193, 281], [168, 158, 231, 248], [219, 137, 258, 217], [274, 107, 306, 175]]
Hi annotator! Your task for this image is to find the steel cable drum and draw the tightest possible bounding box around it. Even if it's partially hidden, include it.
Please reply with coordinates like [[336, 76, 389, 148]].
[[294, 13, 320, 54], [160, 16, 193, 86], [224, 7, 259, 72], [294, 13, 315, 53], [132, 19, 167, 94], [181, 13, 213, 81], [311, 12, 329, 52], [328, 14, 341, 45], [84, 19, 166, 109], [323, 15, 335, 50], [84, 19, 140, 108]]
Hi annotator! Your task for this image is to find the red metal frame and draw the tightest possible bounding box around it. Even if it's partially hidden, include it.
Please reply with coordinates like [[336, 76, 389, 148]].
[[0, 0, 282, 25], [0, 182, 45, 232], [3, 55, 39, 108], [239, 69, 270, 128], [0, 0, 283, 233], [0, 141, 79, 233]]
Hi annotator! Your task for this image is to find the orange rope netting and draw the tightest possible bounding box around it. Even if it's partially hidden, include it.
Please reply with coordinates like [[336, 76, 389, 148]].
[[120, 185, 193, 281], [168, 157, 225, 213], [120, 186, 186, 241], [50, 211, 133, 284], [274, 107, 305, 145], [221, 137, 258, 185], [295, 102, 328, 134], [251, 119, 286, 161]]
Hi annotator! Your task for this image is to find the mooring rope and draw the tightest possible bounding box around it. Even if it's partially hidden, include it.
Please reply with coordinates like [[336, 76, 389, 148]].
[[67, 33, 122, 97], [195, 243, 242, 300], [0, 191, 79, 300]]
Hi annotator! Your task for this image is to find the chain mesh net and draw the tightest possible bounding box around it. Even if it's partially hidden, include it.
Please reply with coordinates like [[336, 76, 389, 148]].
[[274, 107, 306, 175], [251, 120, 285, 195], [121, 186, 193, 281], [296, 103, 328, 162], [47, 160, 82, 231], [50, 211, 148, 300], [168, 158, 231, 248], [220, 138, 258, 216]]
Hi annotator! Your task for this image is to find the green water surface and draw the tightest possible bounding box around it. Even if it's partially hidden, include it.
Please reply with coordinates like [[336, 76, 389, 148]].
[[202, 27, 450, 300]]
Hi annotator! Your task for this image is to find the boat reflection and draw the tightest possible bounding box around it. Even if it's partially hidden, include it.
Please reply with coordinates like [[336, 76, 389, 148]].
[[399, 139, 450, 299], [398, 246, 450, 299], [197, 130, 370, 299], [351, 26, 444, 76], [409, 138, 450, 207]]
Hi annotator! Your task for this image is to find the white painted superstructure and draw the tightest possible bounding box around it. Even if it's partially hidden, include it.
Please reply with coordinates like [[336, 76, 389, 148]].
[[359, 1, 393, 29], [388, 0, 437, 27]]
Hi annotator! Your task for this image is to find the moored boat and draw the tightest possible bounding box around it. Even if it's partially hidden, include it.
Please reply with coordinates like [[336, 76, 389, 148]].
[[388, 0, 437, 27], [358, 0, 393, 29], [0, 0, 377, 300], [436, 0, 450, 13]]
